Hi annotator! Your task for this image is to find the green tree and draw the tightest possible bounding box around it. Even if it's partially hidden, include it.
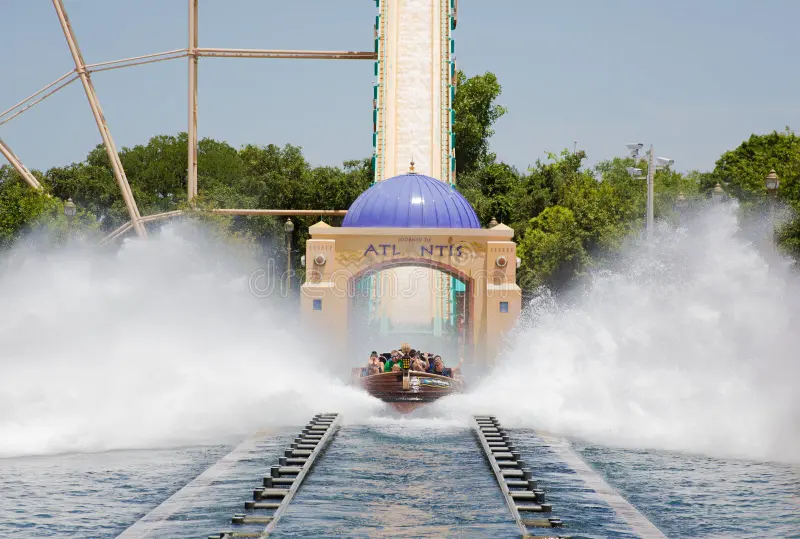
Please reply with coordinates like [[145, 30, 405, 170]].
[[517, 205, 587, 290], [710, 128, 800, 202], [0, 165, 99, 247], [453, 71, 507, 174]]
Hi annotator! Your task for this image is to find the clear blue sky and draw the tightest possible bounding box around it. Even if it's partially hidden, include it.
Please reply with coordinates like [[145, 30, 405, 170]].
[[2, 0, 798, 174]]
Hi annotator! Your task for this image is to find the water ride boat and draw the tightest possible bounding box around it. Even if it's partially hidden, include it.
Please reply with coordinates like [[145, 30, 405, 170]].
[[351, 357, 465, 414]]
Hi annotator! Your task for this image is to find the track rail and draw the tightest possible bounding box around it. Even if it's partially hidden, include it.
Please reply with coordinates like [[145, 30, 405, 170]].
[[209, 413, 340, 538], [472, 416, 565, 538]]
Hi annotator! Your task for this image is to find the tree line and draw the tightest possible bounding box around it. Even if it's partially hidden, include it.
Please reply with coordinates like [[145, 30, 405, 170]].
[[1, 71, 797, 292]]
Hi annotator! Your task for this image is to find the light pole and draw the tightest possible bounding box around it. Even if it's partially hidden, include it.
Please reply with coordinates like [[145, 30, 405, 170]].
[[711, 182, 725, 203], [675, 191, 688, 225], [284, 218, 294, 296], [64, 197, 76, 239], [625, 143, 673, 238], [765, 169, 780, 249], [64, 197, 76, 219]]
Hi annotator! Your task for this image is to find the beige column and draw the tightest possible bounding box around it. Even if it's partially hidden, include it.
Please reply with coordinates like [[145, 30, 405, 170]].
[[187, 0, 199, 201], [0, 138, 41, 189], [52, 0, 147, 237]]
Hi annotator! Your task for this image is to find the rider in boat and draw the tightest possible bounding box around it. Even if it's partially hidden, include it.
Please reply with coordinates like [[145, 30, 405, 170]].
[[428, 355, 464, 378]]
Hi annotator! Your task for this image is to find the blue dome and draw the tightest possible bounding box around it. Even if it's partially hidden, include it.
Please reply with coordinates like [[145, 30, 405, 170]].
[[342, 173, 481, 228]]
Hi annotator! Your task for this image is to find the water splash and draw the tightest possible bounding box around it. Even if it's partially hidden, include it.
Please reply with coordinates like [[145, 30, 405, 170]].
[[0, 223, 379, 458], [440, 203, 800, 464]]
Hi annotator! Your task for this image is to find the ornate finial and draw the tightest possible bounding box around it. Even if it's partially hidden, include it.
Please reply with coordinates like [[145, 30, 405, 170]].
[[489, 217, 498, 228], [409, 159, 416, 174]]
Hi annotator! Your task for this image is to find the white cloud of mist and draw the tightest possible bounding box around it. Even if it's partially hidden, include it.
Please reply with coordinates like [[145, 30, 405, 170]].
[[3, 205, 798, 465], [439, 202, 800, 464], [0, 223, 380, 458]]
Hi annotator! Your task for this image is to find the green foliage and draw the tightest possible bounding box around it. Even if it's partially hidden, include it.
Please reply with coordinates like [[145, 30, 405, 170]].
[[3, 70, 798, 295], [0, 165, 100, 247], [18, 134, 372, 273], [710, 128, 800, 201], [707, 128, 800, 254], [453, 71, 507, 174], [517, 205, 587, 290]]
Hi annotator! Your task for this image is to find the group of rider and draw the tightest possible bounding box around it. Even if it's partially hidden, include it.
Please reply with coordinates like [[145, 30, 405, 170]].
[[365, 343, 463, 378]]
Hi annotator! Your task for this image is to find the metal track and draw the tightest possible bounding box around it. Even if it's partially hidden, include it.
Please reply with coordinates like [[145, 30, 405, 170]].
[[209, 413, 340, 538], [472, 416, 566, 538]]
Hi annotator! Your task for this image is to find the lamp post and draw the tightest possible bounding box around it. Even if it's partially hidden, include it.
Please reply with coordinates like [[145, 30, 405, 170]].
[[64, 197, 76, 239], [675, 191, 688, 225], [711, 182, 725, 203], [765, 169, 780, 249], [64, 197, 76, 219], [625, 143, 673, 238], [284, 218, 294, 296]]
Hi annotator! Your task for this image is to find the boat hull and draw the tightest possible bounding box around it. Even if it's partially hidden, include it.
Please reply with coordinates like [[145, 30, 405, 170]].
[[356, 371, 464, 413]]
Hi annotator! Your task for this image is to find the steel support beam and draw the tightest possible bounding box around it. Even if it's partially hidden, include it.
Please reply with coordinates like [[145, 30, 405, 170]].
[[0, 138, 42, 189], [99, 209, 346, 245], [52, 0, 147, 237], [84, 49, 189, 73], [195, 48, 376, 60], [211, 209, 347, 216], [187, 0, 199, 201]]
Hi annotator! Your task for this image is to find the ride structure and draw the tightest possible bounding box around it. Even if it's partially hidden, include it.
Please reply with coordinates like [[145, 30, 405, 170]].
[[301, 172, 521, 368], [0, 0, 374, 241], [301, 1, 520, 412]]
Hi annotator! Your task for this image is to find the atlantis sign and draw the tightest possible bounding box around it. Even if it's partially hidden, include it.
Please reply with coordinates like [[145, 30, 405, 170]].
[[363, 243, 465, 257]]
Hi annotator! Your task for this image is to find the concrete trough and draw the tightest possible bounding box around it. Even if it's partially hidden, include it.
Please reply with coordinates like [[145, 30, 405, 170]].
[[216, 413, 342, 539], [472, 415, 563, 536]]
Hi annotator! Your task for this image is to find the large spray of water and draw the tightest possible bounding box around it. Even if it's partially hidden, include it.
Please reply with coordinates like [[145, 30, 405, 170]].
[[2, 205, 797, 464], [0, 224, 379, 458], [440, 203, 800, 464]]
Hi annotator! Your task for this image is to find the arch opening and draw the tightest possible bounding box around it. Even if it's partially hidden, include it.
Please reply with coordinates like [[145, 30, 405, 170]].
[[348, 259, 472, 363]]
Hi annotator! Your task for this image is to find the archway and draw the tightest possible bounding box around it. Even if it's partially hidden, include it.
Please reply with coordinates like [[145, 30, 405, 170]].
[[300, 220, 521, 365], [347, 258, 473, 363]]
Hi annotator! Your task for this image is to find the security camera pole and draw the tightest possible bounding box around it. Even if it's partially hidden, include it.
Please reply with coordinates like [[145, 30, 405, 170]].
[[646, 145, 655, 237], [625, 143, 672, 239]]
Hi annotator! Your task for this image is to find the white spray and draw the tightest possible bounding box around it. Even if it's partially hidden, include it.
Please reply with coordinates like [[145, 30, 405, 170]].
[[440, 203, 800, 464], [0, 223, 379, 458]]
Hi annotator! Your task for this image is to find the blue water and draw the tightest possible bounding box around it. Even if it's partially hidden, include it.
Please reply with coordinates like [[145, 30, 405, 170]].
[[0, 423, 797, 538]]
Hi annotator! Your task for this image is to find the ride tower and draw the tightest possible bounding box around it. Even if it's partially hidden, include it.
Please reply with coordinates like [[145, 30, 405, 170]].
[[372, 0, 457, 184], [365, 0, 462, 346]]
